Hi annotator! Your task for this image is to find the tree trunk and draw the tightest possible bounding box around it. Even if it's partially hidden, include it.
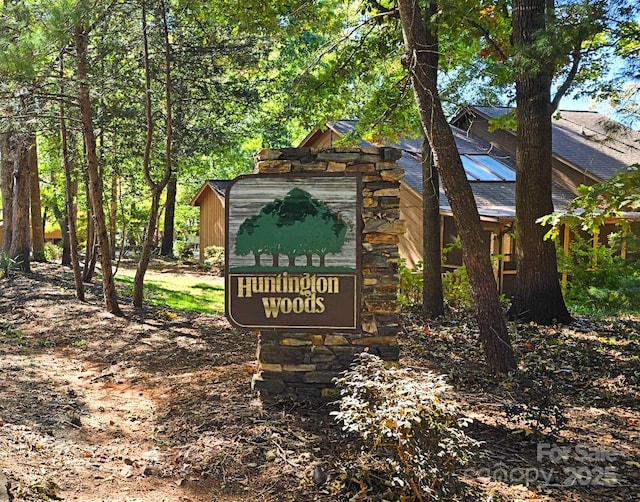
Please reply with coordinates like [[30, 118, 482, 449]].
[[83, 203, 95, 282], [133, 0, 173, 308], [74, 24, 121, 315], [421, 135, 444, 317], [10, 139, 31, 272], [507, 0, 571, 325], [60, 76, 85, 301], [160, 174, 177, 256], [28, 137, 46, 261], [109, 173, 118, 260], [0, 133, 15, 255], [397, 0, 516, 373], [51, 202, 71, 266]]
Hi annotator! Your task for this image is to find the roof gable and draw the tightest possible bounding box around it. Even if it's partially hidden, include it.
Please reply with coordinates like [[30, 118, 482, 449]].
[[455, 105, 640, 182], [190, 180, 229, 206]]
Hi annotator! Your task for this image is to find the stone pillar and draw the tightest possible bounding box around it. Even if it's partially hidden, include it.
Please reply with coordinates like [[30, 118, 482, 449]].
[[250, 146, 405, 400]]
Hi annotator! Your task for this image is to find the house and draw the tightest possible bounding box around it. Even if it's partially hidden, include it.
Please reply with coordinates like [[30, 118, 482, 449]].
[[0, 220, 63, 249], [190, 107, 639, 291], [299, 108, 640, 294], [451, 105, 640, 261], [190, 180, 230, 261]]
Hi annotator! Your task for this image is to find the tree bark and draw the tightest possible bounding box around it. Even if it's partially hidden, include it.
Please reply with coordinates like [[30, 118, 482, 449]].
[[133, 0, 173, 307], [109, 172, 118, 260], [10, 138, 31, 272], [421, 136, 444, 317], [397, 0, 516, 373], [160, 174, 177, 256], [74, 24, 121, 315], [28, 136, 46, 261], [51, 201, 71, 266], [0, 133, 15, 255], [60, 73, 85, 301], [507, 0, 572, 325]]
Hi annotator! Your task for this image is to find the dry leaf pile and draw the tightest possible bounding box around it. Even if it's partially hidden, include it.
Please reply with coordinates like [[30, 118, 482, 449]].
[[0, 262, 638, 501]]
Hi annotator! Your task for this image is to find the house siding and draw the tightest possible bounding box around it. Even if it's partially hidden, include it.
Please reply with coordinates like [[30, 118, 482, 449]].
[[398, 183, 424, 268], [198, 187, 225, 261]]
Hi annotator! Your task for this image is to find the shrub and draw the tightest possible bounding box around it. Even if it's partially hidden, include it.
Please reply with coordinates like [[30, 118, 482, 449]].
[[0, 252, 16, 279], [398, 258, 423, 308], [441, 267, 473, 310], [398, 251, 475, 312], [559, 232, 640, 315], [44, 242, 63, 262], [203, 245, 224, 274], [332, 352, 479, 501], [173, 238, 196, 262]]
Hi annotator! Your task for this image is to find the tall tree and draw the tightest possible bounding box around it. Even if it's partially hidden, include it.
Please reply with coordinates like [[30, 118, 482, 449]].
[[421, 138, 444, 317], [0, 132, 15, 255], [9, 136, 31, 271], [132, 0, 173, 308], [28, 135, 45, 261], [60, 56, 84, 301], [396, 0, 516, 373], [74, 19, 121, 315], [506, 0, 581, 324]]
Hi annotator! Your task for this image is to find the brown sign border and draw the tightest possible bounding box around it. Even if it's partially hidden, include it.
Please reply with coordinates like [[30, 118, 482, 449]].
[[225, 173, 362, 332]]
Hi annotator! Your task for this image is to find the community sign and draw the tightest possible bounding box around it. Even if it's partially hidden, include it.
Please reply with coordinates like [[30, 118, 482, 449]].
[[225, 174, 360, 331]]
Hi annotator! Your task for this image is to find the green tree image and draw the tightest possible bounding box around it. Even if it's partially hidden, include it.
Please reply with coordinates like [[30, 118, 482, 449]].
[[234, 188, 347, 268]]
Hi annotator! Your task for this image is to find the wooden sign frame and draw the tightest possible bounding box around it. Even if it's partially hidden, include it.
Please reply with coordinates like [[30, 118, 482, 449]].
[[225, 173, 362, 332]]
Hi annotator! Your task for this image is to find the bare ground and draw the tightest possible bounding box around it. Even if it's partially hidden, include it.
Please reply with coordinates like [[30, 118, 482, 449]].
[[0, 260, 638, 501]]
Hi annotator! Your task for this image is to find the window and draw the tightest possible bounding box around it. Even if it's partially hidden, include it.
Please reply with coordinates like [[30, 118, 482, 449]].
[[461, 154, 515, 181]]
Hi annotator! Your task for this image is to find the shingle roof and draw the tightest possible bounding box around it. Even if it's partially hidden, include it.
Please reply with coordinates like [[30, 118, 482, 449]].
[[190, 179, 230, 206], [328, 120, 553, 220], [208, 180, 230, 197], [466, 106, 640, 182]]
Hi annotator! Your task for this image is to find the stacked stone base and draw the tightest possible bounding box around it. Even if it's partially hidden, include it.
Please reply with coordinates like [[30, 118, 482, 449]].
[[252, 330, 400, 400], [251, 146, 404, 401]]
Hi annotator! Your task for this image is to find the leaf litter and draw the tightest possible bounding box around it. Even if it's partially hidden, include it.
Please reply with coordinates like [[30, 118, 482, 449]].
[[0, 261, 638, 501]]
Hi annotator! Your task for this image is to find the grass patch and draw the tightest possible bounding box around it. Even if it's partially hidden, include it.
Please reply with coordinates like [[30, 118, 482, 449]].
[[115, 270, 225, 314]]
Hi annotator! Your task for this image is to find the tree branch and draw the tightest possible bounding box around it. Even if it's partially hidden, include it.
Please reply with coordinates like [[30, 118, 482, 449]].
[[551, 46, 581, 111]]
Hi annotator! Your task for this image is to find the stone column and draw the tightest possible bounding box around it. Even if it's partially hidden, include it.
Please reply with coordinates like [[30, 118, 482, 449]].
[[250, 146, 405, 400]]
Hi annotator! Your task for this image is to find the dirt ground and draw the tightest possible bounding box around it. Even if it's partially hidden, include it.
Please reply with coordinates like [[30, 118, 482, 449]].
[[0, 260, 638, 501]]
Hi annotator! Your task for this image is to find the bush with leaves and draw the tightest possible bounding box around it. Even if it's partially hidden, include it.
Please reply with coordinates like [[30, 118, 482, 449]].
[[173, 237, 197, 262], [399, 258, 474, 312], [556, 231, 640, 315], [331, 352, 479, 501], [43, 242, 63, 262], [203, 245, 224, 274], [539, 165, 640, 315], [0, 253, 19, 280], [499, 370, 567, 438], [398, 257, 423, 308]]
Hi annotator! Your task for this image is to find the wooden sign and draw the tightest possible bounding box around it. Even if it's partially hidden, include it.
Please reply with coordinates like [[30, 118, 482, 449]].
[[225, 174, 361, 331]]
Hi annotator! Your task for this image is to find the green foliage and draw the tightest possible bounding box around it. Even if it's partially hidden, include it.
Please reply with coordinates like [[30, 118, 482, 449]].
[[539, 168, 640, 315], [558, 232, 640, 316], [398, 257, 474, 311], [540, 166, 640, 237], [0, 252, 20, 279], [398, 258, 423, 308], [43, 242, 63, 262], [203, 245, 225, 273], [499, 370, 567, 438], [173, 238, 197, 262], [441, 267, 474, 310], [332, 352, 479, 501]]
